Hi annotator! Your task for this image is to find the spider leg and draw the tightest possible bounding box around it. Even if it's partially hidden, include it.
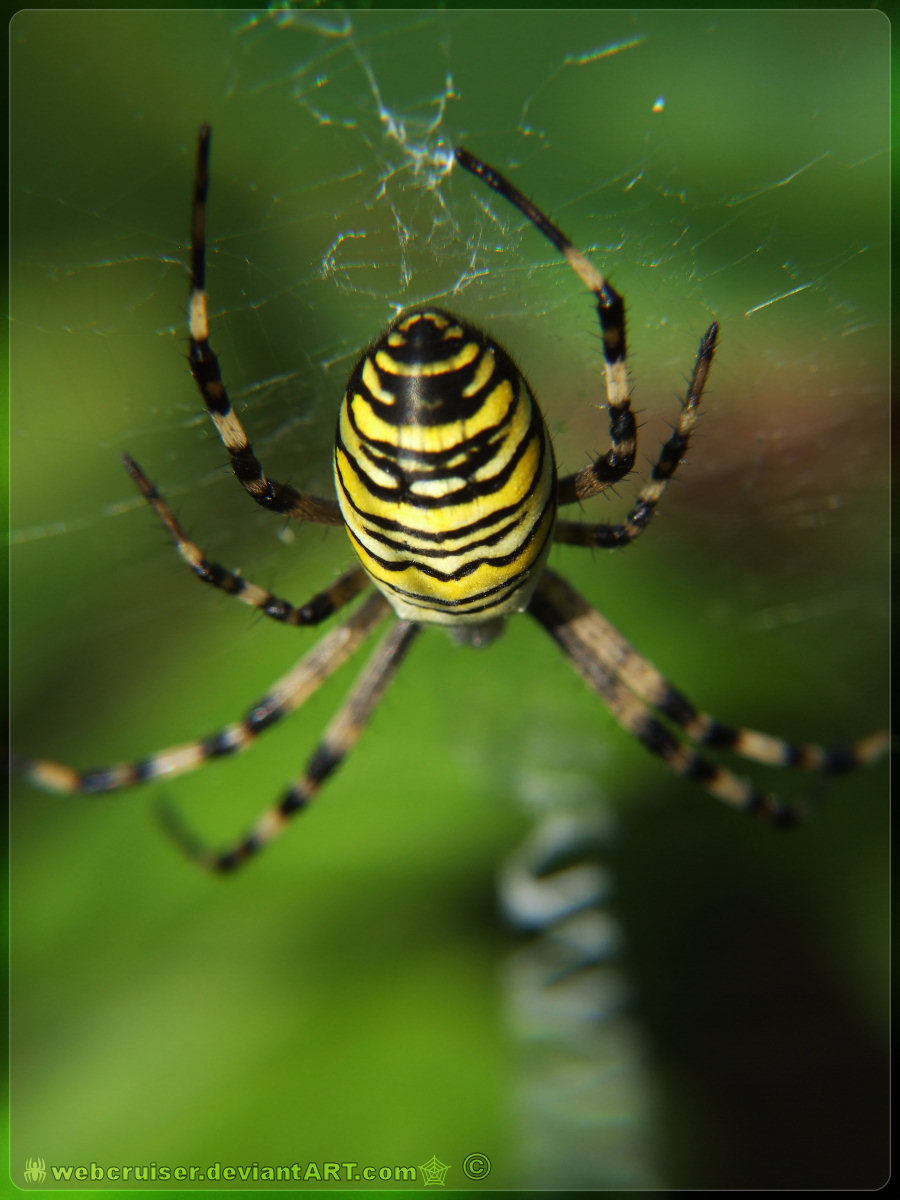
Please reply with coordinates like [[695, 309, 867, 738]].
[[161, 616, 420, 872], [554, 323, 718, 548], [13, 592, 390, 798], [528, 569, 889, 826], [189, 125, 342, 525], [455, 147, 637, 501], [123, 454, 368, 626]]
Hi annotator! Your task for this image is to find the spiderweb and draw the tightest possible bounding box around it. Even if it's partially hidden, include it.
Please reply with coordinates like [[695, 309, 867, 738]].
[[10, 8, 889, 1190]]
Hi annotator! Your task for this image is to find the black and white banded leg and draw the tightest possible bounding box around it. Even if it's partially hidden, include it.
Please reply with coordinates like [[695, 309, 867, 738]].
[[554, 322, 717, 549], [188, 125, 342, 525], [162, 616, 420, 872], [529, 569, 890, 827], [456, 147, 638, 503], [14, 592, 390, 813], [123, 454, 368, 627], [455, 146, 717, 551]]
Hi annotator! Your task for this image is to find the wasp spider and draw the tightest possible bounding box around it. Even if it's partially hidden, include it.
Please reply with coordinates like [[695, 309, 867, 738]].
[[15, 128, 888, 872]]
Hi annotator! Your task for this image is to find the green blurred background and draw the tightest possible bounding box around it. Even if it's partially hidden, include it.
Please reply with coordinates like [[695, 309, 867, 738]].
[[9, 8, 889, 1191]]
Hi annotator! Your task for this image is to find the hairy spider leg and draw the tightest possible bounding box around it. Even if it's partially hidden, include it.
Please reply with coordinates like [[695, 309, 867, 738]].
[[554, 323, 717, 548], [455, 147, 635, 499], [162, 617, 420, 871], [188, 125, 342, 524], [529, 569, 890, 827], [123, 454, 368, 626], [14, 593, 390, 797], [455, 146, 718, 549]]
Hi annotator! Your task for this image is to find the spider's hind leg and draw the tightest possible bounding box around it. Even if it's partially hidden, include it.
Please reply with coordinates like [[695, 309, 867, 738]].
[[555, 322, 718, 549], [187, 125, 342, 526], [455, 146, 639, 504], [453, 147, 719, 548]]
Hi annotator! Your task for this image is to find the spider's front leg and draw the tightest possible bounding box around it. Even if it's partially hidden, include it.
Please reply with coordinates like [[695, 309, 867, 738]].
[[14, 592, 391, 805], [162, 616, 420, 872], [188, 125, 341, 526], [529, 568, 890, 825]]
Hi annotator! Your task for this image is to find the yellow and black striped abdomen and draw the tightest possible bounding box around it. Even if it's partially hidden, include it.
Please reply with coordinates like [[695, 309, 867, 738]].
[[335, 309, 557, 627]]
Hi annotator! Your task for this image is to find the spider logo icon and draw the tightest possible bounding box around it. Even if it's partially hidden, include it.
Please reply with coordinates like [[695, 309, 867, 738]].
[[23, 1157, 47, 1184]]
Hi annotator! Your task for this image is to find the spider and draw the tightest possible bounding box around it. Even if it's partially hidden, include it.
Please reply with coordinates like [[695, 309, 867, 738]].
[[15, 127, 888, 872]]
